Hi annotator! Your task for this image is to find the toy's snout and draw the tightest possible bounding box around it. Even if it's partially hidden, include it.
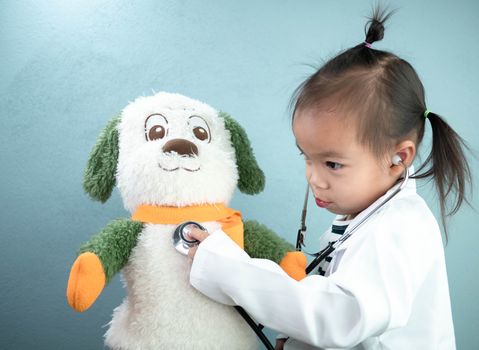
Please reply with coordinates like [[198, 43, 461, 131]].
[[162, 139, 198, 157]]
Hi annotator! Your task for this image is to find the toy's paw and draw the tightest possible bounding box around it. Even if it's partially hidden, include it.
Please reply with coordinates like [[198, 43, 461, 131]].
[[279, 251, 307, 281], [67, 252, 105, 312]]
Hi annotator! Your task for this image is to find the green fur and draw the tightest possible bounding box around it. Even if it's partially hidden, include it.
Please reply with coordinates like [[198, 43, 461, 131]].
[[79, 219, 144, 283], [220, 112, 265, 195], [83, 112, 264, 200], [83, 115, 121, 202], [243, 220, 294, 264]]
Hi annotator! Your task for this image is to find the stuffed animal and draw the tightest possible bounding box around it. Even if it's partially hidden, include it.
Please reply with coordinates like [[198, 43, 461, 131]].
[[66, 92, 306, 349]]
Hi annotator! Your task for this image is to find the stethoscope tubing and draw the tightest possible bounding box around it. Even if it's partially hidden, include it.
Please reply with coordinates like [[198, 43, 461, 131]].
[[172, 222, 275, 349], [234, 306, 275, 350], [237, 165, 408, 350], [302, 164, 410, 274], [173, 165, 408, 350]]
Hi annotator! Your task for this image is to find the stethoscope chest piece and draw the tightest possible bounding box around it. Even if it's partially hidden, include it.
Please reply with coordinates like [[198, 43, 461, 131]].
[[172, 221, 206, 255]]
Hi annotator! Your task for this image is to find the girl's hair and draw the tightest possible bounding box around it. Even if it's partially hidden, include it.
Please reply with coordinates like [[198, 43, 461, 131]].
[[291, 7, 472, 240]]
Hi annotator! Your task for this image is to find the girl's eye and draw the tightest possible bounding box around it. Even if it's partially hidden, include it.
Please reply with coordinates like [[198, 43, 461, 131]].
[[326, 161, 343, 170]]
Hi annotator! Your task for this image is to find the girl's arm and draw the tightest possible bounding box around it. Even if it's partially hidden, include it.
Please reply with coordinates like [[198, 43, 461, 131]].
[[190, 219, 428, 349], [190, 230, 363, 347]]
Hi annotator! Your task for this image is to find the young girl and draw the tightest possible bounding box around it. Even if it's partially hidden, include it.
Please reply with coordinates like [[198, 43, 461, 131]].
[[188, 8, 471, 350]]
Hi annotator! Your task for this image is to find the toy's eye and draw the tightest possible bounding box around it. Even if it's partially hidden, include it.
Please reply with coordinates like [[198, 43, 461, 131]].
[[149, 125, 166, 140], [145, 114, 168, 141], [193, 126, 208, 141], [188, 116, 211, 143]]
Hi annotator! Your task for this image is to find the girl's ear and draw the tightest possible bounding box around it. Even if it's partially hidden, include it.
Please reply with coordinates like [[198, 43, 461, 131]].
[[220, 111, 265, 195], [83, 115, 121, 202], [395, 140, 416, 167]]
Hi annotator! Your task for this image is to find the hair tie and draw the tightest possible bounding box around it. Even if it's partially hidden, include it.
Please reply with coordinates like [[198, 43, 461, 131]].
[[424, 109, 430, 119], [364, 41, 372, 48]]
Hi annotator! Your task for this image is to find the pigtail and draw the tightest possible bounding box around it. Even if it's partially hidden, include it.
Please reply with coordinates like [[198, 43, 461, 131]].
[[414, 112, 473, 240], [354, 7, 395, 65], [364, 7, 395, 45]]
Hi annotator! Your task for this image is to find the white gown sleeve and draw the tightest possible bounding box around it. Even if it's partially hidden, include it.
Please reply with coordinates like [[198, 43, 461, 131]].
[[190, 231, 364, 348], [190, 212, 428, 349]]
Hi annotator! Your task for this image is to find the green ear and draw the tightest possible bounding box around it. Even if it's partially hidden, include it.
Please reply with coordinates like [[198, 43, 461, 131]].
[[220, 111, 265, 194], [83, 115, 121, 202]]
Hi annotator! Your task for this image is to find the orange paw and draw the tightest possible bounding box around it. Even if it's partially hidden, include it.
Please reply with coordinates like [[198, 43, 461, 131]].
[[67, 252, 106, 312], [279, 251, 307, 281]]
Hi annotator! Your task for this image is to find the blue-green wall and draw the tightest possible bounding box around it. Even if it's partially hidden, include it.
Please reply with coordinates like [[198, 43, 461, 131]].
[[1, 1, 477, 349]]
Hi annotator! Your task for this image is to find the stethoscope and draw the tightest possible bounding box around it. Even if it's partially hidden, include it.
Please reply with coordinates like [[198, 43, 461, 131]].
[[171, 221, 275, 349], [171, 156, 409, 350], [297, 155, 410, 274], [172, 221, 203, 255]]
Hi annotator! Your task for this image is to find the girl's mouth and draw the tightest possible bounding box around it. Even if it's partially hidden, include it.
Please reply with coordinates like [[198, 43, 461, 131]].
[[315, 198, 331, 208]]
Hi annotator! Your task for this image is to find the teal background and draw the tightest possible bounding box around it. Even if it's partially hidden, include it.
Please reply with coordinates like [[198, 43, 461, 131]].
[[1, 0, 478, 349]]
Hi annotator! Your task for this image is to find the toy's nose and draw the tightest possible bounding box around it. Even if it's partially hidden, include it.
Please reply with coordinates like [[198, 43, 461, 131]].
[[162, 139, 198, 157]]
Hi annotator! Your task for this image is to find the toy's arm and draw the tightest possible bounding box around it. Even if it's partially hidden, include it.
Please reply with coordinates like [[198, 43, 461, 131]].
[[66, 218, 143, 312], [243, 220, 306, 281]]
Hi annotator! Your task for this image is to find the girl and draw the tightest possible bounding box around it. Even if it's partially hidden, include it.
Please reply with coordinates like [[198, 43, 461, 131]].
[[188, 8, 471, 350]]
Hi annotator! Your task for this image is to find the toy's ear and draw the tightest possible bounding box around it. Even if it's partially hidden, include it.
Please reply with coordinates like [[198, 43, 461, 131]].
[[83, 115, 121, 202], [220, 111, 265, 195]]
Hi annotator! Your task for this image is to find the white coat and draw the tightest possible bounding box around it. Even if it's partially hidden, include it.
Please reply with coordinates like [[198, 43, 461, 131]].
[[189, 173, 456, 349]]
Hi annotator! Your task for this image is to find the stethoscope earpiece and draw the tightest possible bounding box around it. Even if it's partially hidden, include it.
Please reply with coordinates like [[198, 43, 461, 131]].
[[392, 154, 402, 166]]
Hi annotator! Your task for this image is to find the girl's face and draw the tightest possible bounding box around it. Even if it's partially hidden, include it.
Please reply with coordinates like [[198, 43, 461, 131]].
[[293, 109, 398, 219]]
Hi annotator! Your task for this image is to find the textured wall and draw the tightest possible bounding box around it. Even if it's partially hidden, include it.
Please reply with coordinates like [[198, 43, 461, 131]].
[[1, 1, 478, 349]]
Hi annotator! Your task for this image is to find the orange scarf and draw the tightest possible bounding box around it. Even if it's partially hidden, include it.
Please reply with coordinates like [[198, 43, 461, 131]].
[[132, 203, 244, 248]]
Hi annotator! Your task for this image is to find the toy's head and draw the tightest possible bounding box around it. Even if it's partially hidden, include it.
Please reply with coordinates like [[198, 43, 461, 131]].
[[83, 92, 265, 212]]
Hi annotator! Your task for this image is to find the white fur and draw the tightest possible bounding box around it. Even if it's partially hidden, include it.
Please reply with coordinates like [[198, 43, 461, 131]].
[[117, 92, 238, 212], [106, 92, 257, 349], [105, 223, 257, 349]]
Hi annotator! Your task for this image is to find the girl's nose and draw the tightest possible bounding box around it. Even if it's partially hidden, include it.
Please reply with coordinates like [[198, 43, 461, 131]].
[[308, 168, 328, 190]]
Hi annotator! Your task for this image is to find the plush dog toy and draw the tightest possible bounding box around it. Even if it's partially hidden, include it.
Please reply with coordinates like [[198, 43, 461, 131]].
[[66, 92, 306, 349]]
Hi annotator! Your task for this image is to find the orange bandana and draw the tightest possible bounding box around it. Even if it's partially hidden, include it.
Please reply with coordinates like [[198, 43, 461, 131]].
[[132, 203, 244, 248]]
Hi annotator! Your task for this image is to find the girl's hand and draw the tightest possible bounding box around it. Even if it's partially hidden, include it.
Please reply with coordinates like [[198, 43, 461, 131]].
[[187, 227, 210, 260], [275, 338, 287, 350]]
